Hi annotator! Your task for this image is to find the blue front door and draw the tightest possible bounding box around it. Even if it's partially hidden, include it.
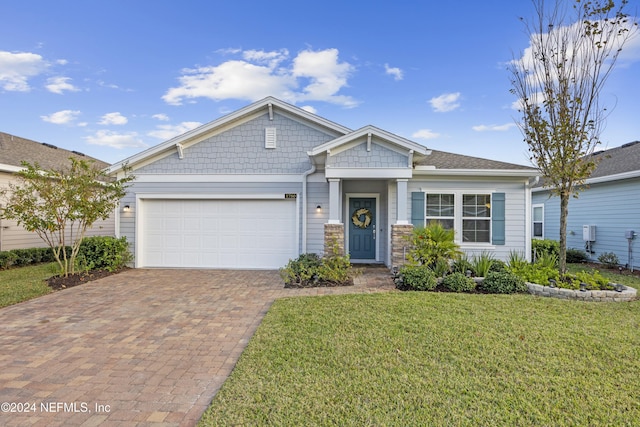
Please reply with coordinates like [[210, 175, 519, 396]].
[[349, 198, 376, 260]]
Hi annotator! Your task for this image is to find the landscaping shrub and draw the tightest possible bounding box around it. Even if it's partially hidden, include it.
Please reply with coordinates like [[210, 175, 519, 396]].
[[0, 251, 18, 269], [397, 265, 437, 291], [481, 271, 527, 294], [532, 239, 559, 260], [280, 245, 354, 288], [76, 236, 131, 272], [574, 270, 614, 290], [432, 258, 451, 278], [405, 222, 461, 268], [441, 272, 476, 292], [471, 252, 494, 277], [452, 254, 474, 276], [597, 252, 619, 269], [488, 259, 508, 273], [511, 263, 559, 285], [507, 250, 528, 270], [566, 248, 589, 263]]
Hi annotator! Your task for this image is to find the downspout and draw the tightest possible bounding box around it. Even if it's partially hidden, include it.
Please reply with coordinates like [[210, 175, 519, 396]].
[[301, 160, 317, 253]]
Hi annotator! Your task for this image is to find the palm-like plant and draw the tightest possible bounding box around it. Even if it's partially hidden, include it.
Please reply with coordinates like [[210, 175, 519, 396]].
[[406, 222, 462, 268]]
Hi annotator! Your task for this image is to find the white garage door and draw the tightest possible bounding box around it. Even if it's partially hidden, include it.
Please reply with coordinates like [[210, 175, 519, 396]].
[[140, 199, 298, 269]]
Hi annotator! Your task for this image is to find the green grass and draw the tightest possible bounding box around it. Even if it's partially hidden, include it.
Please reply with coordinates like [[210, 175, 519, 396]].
[[567, 263, 640, 289], [200, 292, 640, 426], [0, 263, 56, 308]]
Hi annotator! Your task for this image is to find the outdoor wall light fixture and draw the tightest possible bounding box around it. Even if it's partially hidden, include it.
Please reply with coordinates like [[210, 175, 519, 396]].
[[123, 205, 130, 213], [316, 205, 322, 212]]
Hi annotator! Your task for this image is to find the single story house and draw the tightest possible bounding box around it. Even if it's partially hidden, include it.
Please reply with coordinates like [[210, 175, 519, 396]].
[[0, 132, 114, 251], [108, 97, 538, 270], [532, 141, 640, 269]]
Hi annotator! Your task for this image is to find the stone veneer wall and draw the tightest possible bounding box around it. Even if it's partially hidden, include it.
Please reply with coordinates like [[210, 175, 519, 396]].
[[391, 224, 414, 269], [526, 282, 637, 302], [324, 223, 345, 256]]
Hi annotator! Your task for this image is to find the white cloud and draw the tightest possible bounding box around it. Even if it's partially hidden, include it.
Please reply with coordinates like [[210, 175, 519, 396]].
[[412, 129, 441, 140], [300, 105, 317, 114], [429, 92, 461, 112], [384, 64, 403, 81], [148, 121, 203, 140], [163, 48, 357, 108], [152, 113, 170, 121], [510, 91, 544, 111], [0, 51, 49, 91], [472, 123, 517, 132], [41, 109, 81, 124], [99, 112, 128, 125], [45, 76, 80, 94], [84, 130, 148, 149]]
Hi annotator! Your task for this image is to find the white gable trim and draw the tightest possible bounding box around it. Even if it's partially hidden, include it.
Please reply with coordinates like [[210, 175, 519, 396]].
[[309, 125, 430, 157], [108, 97, 352, 175]]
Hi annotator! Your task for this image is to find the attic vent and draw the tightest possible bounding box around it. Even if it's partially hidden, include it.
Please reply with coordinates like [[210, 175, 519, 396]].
[[41, 142, 58, 149], [265, 127, 276, 149], [71, 150, 85, 156]]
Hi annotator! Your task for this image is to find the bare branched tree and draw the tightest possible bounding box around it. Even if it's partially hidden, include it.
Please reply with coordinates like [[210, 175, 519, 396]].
[[509, 0, 638, 273]]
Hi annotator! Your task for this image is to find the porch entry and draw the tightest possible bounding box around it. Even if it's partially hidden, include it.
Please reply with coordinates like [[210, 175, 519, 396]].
[[348, 198, 376, 260]]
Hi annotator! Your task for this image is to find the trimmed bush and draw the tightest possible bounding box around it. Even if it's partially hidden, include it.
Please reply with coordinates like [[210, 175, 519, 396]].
[[397, 265, 437, 291], [280, 247, 354, 288], [532, 239, 559, 260], [488, 260, 508, 273], [597, 252, 619, 269], [0, 251, 18, 269], [481, 271, 527, 294], [441, 272, 476, 293], [566, 248, 588, 263], [76, 236, 131, 272]]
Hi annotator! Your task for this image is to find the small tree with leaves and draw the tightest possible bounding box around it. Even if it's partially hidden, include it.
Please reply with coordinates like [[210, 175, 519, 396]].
[[508, 0, 637, 274], [0, 158, 133, 276]]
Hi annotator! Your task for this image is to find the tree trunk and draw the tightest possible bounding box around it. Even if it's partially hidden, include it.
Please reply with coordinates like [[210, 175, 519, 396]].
[[558, 191, 569, 275]]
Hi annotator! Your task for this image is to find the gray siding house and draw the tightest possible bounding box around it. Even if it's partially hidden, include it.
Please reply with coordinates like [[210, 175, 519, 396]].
[[109, 97, 538, 270], [532, 141, 640, 269], [0, 132, 114, 251]]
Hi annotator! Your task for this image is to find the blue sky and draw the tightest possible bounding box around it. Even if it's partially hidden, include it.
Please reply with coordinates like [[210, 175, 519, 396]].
[[1, 0, 638, 166]]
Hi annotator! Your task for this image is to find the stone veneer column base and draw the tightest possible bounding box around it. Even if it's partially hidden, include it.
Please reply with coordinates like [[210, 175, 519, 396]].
[[391, 224, 414, 269], [324, 223, 345, 256]]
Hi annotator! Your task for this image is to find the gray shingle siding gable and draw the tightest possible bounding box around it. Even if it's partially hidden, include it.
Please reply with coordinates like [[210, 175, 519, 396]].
[[137, 114, 338, 174], [328, 141, 408, 168]]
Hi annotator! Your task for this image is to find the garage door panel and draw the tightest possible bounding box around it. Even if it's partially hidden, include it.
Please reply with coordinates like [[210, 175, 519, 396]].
[[141, 199, 297, 268]]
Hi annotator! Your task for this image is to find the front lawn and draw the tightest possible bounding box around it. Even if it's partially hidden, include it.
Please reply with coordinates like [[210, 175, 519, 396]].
[[200, 292, 640, 426], [0, 263, 56, 308]]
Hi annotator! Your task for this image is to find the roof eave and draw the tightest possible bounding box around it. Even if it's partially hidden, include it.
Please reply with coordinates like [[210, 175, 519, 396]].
[[414, 167, 539, 178]]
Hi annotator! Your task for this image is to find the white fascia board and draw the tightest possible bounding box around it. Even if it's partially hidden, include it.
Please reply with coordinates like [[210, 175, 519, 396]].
[[108, 97, 352, 175], [133, 174, 304, 183], [532, 169, 640, 193], [0, 163, 24, 173], [324, 167, 413, 179], [414, 167, 538, 178]]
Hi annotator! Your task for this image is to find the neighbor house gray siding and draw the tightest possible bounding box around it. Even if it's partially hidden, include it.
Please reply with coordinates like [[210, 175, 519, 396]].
[[397, 177, 530, 262], [0, 171, 115, 251], [328, 141, 408, 168], [532, 177, 640, 269], [137, 113, 339, 174]]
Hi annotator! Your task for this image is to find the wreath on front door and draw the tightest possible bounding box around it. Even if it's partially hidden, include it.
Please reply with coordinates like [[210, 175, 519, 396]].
[[351, 208, 372, 229]]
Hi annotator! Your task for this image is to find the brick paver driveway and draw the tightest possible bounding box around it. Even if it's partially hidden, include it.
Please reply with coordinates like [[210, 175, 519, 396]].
[[0, 267, 393, 426]]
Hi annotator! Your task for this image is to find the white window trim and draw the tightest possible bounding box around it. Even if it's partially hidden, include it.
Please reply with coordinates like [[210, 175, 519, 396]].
[[532, 203, 544, 239], [422, 191, 494, 246]]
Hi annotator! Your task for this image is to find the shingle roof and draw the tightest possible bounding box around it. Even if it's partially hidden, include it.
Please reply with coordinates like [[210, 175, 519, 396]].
[[0, 132, 109, 171], [416, 149, 536, 170], [586, 141, 640, 179]]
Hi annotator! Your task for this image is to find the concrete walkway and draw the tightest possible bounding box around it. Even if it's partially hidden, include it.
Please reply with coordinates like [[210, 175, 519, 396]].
[[0, 267, 394, 426]]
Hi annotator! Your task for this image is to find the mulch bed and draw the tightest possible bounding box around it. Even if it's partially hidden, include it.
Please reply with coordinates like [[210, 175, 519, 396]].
[[47, 268, 127, 291]]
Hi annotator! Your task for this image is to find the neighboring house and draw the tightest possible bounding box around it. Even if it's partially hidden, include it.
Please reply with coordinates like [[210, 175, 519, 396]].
[[108, 97, 538, 270], [0, 132, 115, 251], [532, 141, 640, 269]]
